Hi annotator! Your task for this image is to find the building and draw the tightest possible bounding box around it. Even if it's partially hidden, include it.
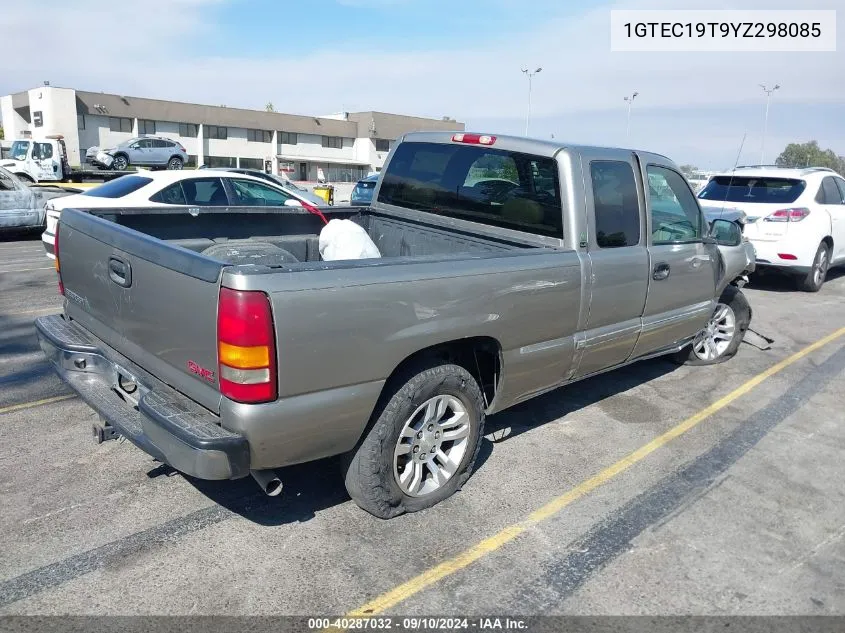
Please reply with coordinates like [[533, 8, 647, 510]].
[[0, 85, 464, 181]]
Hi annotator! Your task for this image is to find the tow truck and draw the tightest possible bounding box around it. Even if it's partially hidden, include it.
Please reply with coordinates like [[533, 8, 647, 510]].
[[0, 135, 134, 184]]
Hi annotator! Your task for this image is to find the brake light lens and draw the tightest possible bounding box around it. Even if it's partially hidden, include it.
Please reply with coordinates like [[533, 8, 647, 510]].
[[452, 133, 496, 146], [217, 287, 277, 403], [54, 223, 64, 296], [764, 207, 810, 222]]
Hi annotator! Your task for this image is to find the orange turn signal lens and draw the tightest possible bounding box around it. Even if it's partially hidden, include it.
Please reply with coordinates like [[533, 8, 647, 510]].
[[218, 342, 270, 369]]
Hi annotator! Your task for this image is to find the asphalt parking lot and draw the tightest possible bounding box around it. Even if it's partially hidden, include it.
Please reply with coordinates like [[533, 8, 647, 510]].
[[1, 230, 844, 617]]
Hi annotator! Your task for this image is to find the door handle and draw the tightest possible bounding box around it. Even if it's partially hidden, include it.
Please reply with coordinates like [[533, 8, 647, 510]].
[[108, 256, 132, 288], [652, 262, 671, 281]]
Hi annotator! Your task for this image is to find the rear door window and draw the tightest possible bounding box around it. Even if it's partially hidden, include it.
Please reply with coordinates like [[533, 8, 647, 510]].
[[378, 141, 563, 238], [150, 182, 188, 205], [698, 176, 806, 204], [589, 161, 641, 247], [228, 179, 292, 206], [180, 177, 229, 206], [817, 176, 844, 205], [83, 176, 153, 198]]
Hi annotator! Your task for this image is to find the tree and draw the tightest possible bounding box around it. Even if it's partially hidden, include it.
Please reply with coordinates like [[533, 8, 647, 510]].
[[678, 164, 699, 177], [775, 140, 845, 175], [0, 125, 4, 140], [265, 102, 275, 112]]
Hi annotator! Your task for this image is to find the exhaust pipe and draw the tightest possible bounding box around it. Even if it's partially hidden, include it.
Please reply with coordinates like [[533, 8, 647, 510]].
[[251, 469, 283, 497]]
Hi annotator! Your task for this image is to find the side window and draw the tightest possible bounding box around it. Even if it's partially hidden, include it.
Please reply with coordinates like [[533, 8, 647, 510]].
[[0, 170, 17, 191], [180, 178, 229, 206], [31, 143, 53, 160], [229, 179, 292, 206], [835, 177, 845, 204], [150, 182, 188, 205], [589, 161, 641, 248], [646, 165, 703, 244], [820, 177, 843, 205]]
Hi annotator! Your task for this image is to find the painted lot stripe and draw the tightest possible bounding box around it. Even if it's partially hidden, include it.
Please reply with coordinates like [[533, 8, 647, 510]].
[[0, 266, 54, 274], [1, 306, 61, 317], [345, 326, 845, 617], [0, 394, 76, 415]]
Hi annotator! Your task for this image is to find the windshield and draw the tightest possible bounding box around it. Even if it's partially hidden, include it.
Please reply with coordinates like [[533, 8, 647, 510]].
[[10, 141, 30, 161], [352, 181, 376, 201], [83, 175, 153, 198], [698, 176, 806, 204]]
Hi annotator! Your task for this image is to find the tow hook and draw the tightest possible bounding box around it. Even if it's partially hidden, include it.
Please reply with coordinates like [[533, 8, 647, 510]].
[[92, 419, 120, 444]]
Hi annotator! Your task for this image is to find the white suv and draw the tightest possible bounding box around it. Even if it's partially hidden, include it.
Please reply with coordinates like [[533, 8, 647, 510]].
[[698, 166, 845, 291]]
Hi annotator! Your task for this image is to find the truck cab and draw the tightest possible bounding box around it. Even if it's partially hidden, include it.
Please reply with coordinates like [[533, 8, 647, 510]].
[[0, 136, 69, 183]]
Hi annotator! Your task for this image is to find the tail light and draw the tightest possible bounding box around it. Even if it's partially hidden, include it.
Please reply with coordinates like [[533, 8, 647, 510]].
[[452, 133, 496, 146], [217, 287, 277, 403], [299, 199, 328, 225], [764, 207, 810, 222], [54, 223, 64, 296]]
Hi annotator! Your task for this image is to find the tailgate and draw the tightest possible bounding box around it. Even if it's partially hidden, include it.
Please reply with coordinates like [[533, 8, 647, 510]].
[[57, 208, 224, 412]]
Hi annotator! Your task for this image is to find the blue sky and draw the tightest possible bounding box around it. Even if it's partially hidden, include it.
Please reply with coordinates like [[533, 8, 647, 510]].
[[3, 0, 843, 169]]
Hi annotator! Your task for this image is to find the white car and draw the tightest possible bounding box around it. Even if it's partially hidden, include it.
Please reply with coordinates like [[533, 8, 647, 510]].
[[42, 170, 326, 258], [698, 166, 845, 291]]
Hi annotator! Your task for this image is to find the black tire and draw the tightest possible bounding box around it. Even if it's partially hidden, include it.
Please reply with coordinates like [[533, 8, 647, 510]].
[[671, 285, 751, 366], [167, 156, 184, 170], [111, 154, 129, 170], [343, 362, 485, 519], [797, 241, 830, 292]]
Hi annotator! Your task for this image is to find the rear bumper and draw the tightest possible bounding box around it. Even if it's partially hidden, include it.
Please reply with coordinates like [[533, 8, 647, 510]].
[[35, 314, 250, 480], [747, 234, 817, 274]]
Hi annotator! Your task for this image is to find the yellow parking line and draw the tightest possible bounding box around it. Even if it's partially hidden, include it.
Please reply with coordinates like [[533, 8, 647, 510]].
[[0, 394, 76, 415], [344, 326, 845, 617]]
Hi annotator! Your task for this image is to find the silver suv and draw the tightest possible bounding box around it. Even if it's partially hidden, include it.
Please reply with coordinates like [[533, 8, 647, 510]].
[[107, 137, 188, 171]]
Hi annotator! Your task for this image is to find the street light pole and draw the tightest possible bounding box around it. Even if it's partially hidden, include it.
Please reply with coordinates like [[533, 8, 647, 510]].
[[624, 92, 638, 140], [521, 67, 542, 137], [759, 83, 780, 164]]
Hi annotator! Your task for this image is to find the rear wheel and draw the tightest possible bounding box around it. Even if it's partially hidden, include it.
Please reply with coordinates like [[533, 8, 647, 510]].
[[111, 154, 129, 170], [167, 156, 184, 170], [343, 362, 485, 519], [671, 285, 751, 366], [797, 242, 830, 292]]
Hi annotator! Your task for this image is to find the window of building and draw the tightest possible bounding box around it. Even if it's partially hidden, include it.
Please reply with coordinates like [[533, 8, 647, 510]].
[[229, 179, 293, 206], [109, 117, 132, 133], [646, 165, 703, 244], [139, 119, 156, 135], [321, 136, 344, 149], [375, 138, 391, 152], [179, 123, 198, 138], [204, 155, 236, 168], [238, 157, 265, 170], [589, 161, 641, 248], [247, 129, 272, 143], [279, 131, 298, 145], [77, 114, 85, 130], [33, 111, 43, 127], [206, 125, 228, 140], [378, 141, 563, 238]]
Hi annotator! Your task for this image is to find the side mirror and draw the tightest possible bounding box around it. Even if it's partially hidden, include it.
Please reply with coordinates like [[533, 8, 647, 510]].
[[710, 219, 743, 247], [284, 199, 303, 207]]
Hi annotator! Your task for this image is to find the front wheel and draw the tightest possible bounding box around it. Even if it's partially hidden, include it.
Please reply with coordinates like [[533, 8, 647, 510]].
[[797, 242, 830, 292], [167, 156, 184, 170], [111, 154, 129, 170], [671, 285, 751, 366], [343, 362, 485, 519]]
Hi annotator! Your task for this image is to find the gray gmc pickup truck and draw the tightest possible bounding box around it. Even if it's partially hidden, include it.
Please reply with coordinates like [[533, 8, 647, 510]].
[[37, 132, 755, 518]]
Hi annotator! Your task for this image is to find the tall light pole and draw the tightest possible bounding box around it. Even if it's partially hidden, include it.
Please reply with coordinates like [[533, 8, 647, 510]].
[[759, 83, 780, 164], [624, 92, 638, 140], [521, 67, 542, 137]]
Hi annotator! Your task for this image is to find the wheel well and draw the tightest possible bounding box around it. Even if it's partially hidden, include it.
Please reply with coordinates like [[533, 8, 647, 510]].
[[383, 337, 502, 410], [168, 155, 183, 162], [14, 172, 34, 183], [822, 236, 833, 252]]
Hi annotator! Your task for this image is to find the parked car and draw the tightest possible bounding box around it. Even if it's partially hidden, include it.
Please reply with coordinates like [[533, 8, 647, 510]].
[[37, 131, 754, 518], [92, 137, 188, 171], [204, 167, 326, 206], [41, 170, 326, 258], [0, 166, 78, 232], [350, 173, 380, 206], [698, 166, 845, 291]]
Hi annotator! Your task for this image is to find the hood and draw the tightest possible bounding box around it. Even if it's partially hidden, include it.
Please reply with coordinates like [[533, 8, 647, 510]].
[[702, 205, 747, 225]]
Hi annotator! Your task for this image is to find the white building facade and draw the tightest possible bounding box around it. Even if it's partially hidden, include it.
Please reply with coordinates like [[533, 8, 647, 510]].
[[0, 86, 463, 182]]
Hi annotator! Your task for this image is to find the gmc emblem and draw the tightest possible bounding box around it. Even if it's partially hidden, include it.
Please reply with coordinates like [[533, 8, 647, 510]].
[[187, 360, 215, 382]]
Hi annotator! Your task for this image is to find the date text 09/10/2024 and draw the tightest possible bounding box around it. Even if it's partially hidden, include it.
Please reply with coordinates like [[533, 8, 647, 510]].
[[308, 617, 528, 630]]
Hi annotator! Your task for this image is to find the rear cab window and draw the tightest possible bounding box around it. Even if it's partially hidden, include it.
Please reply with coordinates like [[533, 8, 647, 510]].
[[83, 176, 153, 198], [698, 176, 806, 204], [377, 141, 563, 238]]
